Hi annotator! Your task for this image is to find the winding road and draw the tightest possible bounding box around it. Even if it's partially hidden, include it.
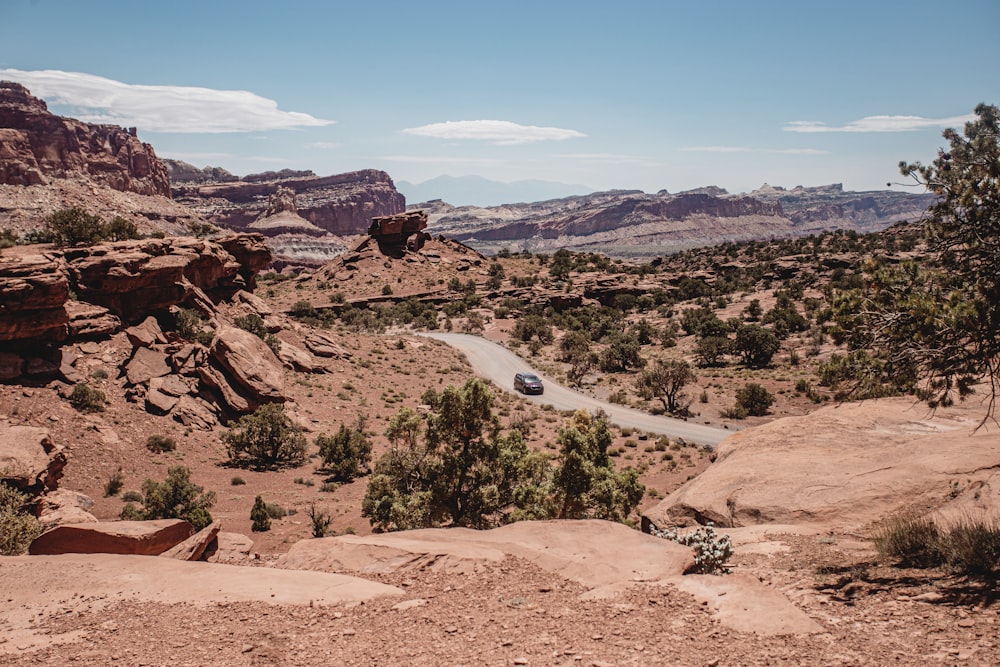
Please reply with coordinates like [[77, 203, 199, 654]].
[[420, 333, 731, 447]]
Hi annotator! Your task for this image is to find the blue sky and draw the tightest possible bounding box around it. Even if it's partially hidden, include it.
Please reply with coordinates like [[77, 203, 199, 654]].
[[1, 0, 997, 198]]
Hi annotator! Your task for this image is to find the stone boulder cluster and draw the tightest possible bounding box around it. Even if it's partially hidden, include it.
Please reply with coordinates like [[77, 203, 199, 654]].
[[0, 81, 169, 196]]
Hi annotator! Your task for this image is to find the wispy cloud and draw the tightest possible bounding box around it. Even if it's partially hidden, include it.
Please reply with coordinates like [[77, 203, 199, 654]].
[[0, 69, 335, 133], [784, 113, 974, 133], [306, 141, 341, 149], [401, 120, 585, 145], [680, 146, 829, 155]]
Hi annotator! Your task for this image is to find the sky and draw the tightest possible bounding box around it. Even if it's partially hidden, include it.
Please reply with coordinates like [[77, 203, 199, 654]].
[[1, 0, 998, 200]]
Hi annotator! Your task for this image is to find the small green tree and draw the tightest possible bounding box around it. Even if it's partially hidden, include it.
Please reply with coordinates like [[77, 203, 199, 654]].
[[734, 383, 775, 417], [598, 331, 645, 372], [250, 495, 271, 532], [635, 359, 696, 415], [316, 417, 372, 481], [105, 216, 140, 241], [362, 379, 550, 531], [551, 410, 644, 522], [120, 466, 215, 530], [734, 324, 780, 368], [0, 484, 44, 555], [223, 403, 307, 469]]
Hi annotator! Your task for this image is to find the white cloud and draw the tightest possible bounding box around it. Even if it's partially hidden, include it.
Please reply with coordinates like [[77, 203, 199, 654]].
[[784, 113, 974, 133], [306, 141, 342, 149], [400, 120, 585, 145], [0, 68, 335, 133]]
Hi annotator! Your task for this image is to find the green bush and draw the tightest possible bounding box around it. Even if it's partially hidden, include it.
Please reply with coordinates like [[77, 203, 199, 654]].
[[174, 308, 215, 347], [734, 383, 775, 416], [233, 313, 281, 354], [230, 476, 246, 486], [119, 466, 215, 530], [45, 207, 108, 246], [250, 495, 271, 532], [223, 403, 307, 469], [316, 418, 372, 481], [0, 485, 43, 555], [68, 383, 106, 412], [120, 490, 143, 503], [146, 434, 177, 453]]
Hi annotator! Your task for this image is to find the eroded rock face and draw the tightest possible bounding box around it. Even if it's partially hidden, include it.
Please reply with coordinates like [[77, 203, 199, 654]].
[[174, 169, 405, 236], [0, 81, 170, 197], [0, 234, 272, 347], [0, 425, 65, 495]]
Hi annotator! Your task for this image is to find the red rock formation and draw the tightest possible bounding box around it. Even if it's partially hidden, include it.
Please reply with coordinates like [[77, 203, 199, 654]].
[[28, 519, 194, 556], [0, 81, 170, 197], [174, 169, 406, 235]]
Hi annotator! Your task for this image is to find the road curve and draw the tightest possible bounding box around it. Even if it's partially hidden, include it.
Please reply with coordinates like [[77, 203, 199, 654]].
[[420, 332, 731, 447]]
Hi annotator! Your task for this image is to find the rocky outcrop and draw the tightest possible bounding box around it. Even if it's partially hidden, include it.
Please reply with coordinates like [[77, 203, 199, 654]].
[[163, 159, 238, 184], [247, 186, 328, 237], [0, 81, 170, 197], [210, 326, 286, 405], [28, 518, 194, 556], [0, 425, 65, 495], [0, 234, 271, 349], [37, 489, 98, 529], [174, 169, 405, 235], [646, 397, 1000, 530]]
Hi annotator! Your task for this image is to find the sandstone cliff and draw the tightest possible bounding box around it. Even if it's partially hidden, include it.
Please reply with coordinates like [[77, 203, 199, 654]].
[[0, 81, 170, 197], [174, 169, 406, 236]]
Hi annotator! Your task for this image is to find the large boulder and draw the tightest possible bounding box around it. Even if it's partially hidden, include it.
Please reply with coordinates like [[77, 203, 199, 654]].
[[210, 326, 286, 405], [28, 519, 194, 556], [0, 425, 65, 494], [159, 520, 222, 561], [37, 489, 98, 529], [646, 397, 1000, 530]]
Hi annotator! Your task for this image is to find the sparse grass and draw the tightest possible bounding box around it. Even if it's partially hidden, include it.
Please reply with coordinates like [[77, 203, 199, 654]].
[[146, 434, 177, 453], [103, 467, 125, 497]]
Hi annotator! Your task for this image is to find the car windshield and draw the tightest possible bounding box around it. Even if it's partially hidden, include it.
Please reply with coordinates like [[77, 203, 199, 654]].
[[522, 374, 541, 382]]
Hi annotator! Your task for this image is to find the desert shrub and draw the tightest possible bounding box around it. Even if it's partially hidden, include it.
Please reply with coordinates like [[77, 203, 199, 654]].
[[233, 313, 281, 354], [0, 229, 18, 249], [68, 382, 105, 412], [290, 300, 318, 319], [653, 523, 733, 574], [0, 484, 44, 555], [734, 324, 780, 368], [734, 383, 775, 416], [264, 502, 287, 519], [174, 308, 214, 347], [307, 503, 332, 538], [90, 367, 109, 380], [720, 405, 749, 420], [146, 434, 177, 453], [319, 482, 338, 493], [230, 476, 246, 486], [103, 467, 125, 497], [45, 207, 107, 246], [250, 495, 271, 532], [223, 403, 307, 469], [317, 418, 372, 481], [938, 515, 1000, 577], [121, 466, 215, 530], [873, 512, 943, 568], [120, 490, 143, 503], [104, 216, 140, 241]]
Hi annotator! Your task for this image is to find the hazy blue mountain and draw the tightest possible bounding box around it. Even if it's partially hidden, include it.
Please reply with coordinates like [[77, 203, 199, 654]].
[[397, 174, 594, 207]]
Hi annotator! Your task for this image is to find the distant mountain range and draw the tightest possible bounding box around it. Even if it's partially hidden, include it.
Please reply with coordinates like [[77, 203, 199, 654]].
[[396, 175, 594, 207], [416, 183, 936, 257]]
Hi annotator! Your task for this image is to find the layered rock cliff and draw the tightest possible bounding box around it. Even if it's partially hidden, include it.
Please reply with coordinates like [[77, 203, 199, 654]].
[[423, 185, 935, 256], [0, 81, 170, 197], [173, 169, 406, 236]]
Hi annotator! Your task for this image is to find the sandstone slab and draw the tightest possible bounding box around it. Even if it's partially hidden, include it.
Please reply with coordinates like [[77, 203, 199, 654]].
[[160, 520, 222, 561], [29, 519, 194, 556], [124, 346, 171, 386], [210, 325, 285, 404], [0, 425, 65, 494]]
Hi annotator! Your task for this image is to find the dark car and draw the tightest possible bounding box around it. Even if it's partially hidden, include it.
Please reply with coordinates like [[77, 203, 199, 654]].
[[514, 372, 544, 395]]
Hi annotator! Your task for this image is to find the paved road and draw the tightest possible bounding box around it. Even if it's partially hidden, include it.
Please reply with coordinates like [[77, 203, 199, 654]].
[[420, 333, 731, 447]]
